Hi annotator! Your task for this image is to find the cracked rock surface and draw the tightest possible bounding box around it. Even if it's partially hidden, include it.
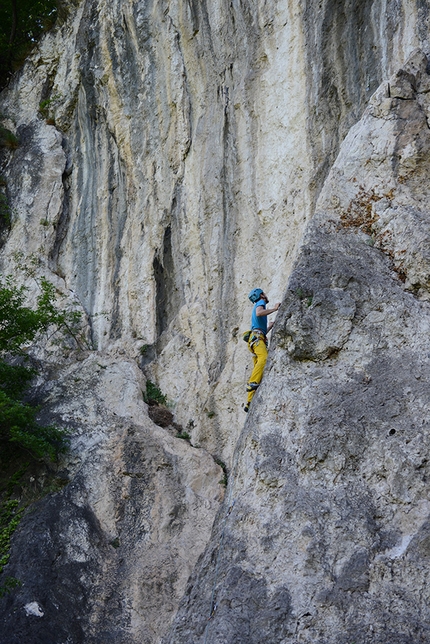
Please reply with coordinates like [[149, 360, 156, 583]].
[[0, 353, 224, 644], [0, 0, 427, 462], [164, 51, 430, 644], [0, 1, 430, 642]]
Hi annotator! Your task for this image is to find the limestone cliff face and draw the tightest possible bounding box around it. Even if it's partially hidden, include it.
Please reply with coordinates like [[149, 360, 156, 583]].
[[165, 50, 430, 643], [0, 0, 429, 642], [0, 0, 427, 458]]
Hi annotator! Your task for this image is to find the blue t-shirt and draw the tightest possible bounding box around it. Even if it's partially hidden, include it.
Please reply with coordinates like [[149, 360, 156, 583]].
[[251, 299, 267, 333]]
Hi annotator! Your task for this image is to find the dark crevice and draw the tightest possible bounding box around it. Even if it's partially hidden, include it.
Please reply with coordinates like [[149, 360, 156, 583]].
[[154, 225, 182, 339], [49, 136, 72, 270]]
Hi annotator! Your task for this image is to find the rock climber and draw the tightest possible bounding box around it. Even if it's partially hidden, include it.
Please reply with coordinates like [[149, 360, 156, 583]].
[[244, 288, 280, 412]]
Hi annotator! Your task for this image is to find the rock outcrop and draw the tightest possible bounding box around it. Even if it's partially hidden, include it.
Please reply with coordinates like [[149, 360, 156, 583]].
[[0, 0, 429, 642], [165, 49, 430, 643], [0, 353, 224, 643], [0, 0, 428, 460]]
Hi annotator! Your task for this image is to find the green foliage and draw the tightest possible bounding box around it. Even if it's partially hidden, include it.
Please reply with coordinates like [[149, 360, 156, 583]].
[[214, 457, 228, 486], [6, 463, 28, 496], [0, 0, 63, 89], [0, 275, 73, 460], [38, 94, 61, 124], [143, 380, 167, 406], [0, 499, 23, 575], [0, 575, 21, 598], [0, 175, 11, 232], [38, 98, 51, 120], [0, 193, 11, 227], [0, 125, 19, 150], [295, 287, 304, 299], [0, 275, 84, 352], [295, 288, 313, 308], [0, 273, 77, 596], [0, 276, 65, 353], [0, 467, 26, 597], [0, 361, 34, 399], [176, 431, 191, 441], [0, 391, 67, 459]]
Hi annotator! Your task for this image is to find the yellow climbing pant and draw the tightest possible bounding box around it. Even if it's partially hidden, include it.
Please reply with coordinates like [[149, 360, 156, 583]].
[[247, 336, 268, 404]]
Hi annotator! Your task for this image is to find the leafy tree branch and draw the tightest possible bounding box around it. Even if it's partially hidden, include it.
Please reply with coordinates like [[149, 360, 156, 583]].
[[0, 0, 69, 89]]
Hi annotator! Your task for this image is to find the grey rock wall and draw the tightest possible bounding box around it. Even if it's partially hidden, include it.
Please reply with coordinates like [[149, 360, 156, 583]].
[[0, 354, 224, 643], [164, 49, 430, 643], [0, 0, 427, 460], [0, 1, 429, 643]]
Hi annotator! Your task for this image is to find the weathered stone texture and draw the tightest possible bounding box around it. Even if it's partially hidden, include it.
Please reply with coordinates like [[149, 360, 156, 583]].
[[164, 51, 430, 643], [0, 354, 223, 643], [0, 0, 427, 459], [0, 1, 429, 643]]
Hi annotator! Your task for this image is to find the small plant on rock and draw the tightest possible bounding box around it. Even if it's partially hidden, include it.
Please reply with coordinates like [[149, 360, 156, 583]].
[[214, 457, 228, 486], [143, 380, 167, 406], [38, 94, 61, 125], [176, 431, 191, 441], [0, 125, 19, 150], [0, 192, 10, 228]]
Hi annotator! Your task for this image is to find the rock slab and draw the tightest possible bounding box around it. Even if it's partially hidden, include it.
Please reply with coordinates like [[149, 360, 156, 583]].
[[164, 50, 430, 644], [0, 354, 223, 644]]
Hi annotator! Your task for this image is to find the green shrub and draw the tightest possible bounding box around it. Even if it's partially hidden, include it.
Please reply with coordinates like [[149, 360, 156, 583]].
[[0, 275, 75, 460], [0, 497, 24, 597], [0, 193, 11, 227], [0, 125, 19, 150], [0, 0, 62, 90], [0, 499, 23, 574], [0, 391, 67, 460], [214, 457, 228, 486], [176, 431, 191, 441], [0, 273, 77, 596], [38, 95, 61, 123], [0, 575, 20, 598], [143, 380, 167, 406]]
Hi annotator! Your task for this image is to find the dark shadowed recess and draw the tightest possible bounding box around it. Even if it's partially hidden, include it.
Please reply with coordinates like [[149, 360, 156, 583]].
[[153, 225, 182, 339], [304, 0, 386, 203]]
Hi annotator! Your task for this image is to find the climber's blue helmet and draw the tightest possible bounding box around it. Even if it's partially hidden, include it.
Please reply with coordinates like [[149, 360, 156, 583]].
[[248, 288, 264, 303]]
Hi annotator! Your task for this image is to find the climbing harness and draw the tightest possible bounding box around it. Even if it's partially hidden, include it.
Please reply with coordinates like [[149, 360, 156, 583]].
[[244, 329, 268, 354], [248, 329, 268, 351]]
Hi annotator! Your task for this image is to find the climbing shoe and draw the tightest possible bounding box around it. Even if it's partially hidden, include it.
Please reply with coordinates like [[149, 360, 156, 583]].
[[244, 404, 250, 413], [246, 381, 259, 393]]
